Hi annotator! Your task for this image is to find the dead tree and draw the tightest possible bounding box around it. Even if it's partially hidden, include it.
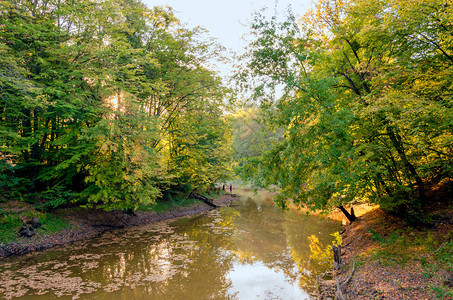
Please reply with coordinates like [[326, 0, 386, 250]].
[[332, 245, 342, 270]]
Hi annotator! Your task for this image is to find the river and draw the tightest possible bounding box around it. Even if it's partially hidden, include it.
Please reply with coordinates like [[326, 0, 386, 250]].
[[0, 190, 341, 299]]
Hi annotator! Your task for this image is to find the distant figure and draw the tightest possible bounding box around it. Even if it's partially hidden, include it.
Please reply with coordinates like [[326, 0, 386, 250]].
[[230, 184, 232, 194], [223, 184, 225, 191]]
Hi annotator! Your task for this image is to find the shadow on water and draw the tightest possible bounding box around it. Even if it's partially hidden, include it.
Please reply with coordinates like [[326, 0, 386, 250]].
[[0, 191, 341, 299]]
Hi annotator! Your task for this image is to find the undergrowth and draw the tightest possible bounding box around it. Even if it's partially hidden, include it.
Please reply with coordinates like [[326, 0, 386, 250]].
[[367, 227, 453, 298], [0, 210, 71, 244]]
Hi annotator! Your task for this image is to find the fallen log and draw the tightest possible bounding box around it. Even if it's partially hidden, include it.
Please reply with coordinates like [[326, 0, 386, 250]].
[[190, 193, 219, 208]]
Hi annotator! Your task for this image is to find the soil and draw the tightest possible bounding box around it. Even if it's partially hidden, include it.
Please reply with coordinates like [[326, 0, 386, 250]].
[[318, 202, 453, 300], [0, 193, 240, 258]]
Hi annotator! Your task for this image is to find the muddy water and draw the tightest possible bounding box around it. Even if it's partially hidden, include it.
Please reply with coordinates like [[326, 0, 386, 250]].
[[0, 192, 340, 299]]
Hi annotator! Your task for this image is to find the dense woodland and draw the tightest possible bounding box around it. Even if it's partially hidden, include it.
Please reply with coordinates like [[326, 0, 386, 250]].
[[0, 0, 232, 211], [237, 0, 453, 220], [1, 0, 452, 221]]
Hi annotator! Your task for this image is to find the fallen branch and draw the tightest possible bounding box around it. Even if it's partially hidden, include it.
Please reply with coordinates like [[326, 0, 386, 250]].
[[113, 212, 129, 226], [336, 279, 346, 300], [190, 192, 219, 208], [342, 257, 356, 286], [433, 241, 447, 254], [342, 240, 353, 248]]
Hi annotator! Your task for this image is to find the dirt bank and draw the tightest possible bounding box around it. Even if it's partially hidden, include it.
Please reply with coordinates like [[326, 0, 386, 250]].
[[318, 203, 453, 300], [0, 194, 240, 258]]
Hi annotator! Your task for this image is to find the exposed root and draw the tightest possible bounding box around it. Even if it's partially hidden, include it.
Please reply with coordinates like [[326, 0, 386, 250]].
[[343, 257, 356, 286], [335, 257, 356, 299]]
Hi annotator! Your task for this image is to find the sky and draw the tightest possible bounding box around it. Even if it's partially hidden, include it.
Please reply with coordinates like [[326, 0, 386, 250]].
[[142, 0, 313, 78]]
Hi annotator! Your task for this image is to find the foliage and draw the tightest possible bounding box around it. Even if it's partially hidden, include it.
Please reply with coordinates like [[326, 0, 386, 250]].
[[36, 186, 79, 211], [151, 194, 204, 213], [307, 231, 342, 269], [228, 108, 284, 185], [236, 0, 453, 216], [0, 159, 29, 197], [165, 96, 233, 192], [0, 0, 233, 210], [229, 108, 283, 160]]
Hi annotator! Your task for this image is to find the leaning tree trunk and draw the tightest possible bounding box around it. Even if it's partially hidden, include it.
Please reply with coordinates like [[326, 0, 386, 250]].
[[190, 192, 218, 208], [338, 205, 356, 223]]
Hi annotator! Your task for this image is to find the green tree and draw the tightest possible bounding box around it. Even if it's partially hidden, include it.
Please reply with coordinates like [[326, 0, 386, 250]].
[[0, 0, 233, 210], [237, 0, 453, 219]]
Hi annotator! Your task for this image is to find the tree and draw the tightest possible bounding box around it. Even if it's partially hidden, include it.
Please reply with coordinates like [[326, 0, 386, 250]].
[[237, 0, 453, 219], [0, 0, 233, 210]]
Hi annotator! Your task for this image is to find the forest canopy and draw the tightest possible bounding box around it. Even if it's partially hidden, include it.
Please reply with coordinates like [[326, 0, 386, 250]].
[[0, 0, 233, 210], [236, 0, 453, 219]]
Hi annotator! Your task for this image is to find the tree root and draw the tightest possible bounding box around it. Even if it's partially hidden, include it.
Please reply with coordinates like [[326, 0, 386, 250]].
[[335, 257, 356, 300]]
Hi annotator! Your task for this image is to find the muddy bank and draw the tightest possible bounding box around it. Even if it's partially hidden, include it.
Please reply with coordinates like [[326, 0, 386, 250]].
[[0, 194, 240, 258], [317, 204, 453, 300]]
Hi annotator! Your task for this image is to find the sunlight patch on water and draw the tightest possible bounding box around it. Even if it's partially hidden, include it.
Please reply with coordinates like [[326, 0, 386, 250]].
[[227, 261, 309, 299]]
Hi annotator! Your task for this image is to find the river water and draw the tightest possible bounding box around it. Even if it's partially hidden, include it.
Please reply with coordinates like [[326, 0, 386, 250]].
[[0, 191, 340, 299]]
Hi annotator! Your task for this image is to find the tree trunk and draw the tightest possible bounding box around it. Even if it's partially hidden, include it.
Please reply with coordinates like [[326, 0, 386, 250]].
[[338, 205, 357, 223], [332, 245, 342, 270], [190, 192, 218, 208], [386, 125, 426, 202]]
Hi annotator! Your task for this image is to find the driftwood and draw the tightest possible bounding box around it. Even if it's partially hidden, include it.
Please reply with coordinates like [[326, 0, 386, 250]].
[[190, 193, 219, 208], [336, 279, 346, 300], [335, 257, 356, 300], [91, 224, 125, 229], [343, 258, 356, 286], [333, 245, 342, 270]]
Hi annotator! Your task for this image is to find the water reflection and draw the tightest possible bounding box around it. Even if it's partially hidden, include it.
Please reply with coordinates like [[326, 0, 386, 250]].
[[227, 262, 309, 299], [0, 192, 340, 299]]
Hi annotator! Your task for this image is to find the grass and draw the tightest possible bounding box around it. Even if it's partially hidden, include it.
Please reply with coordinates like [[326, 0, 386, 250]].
[[430, 283, 453, 299], [147, 189, 232, 213], [364, 225, 453, 297], [151, 197, 199, 213], [0, 213, 22, 244], [0, 210, 71, 244]]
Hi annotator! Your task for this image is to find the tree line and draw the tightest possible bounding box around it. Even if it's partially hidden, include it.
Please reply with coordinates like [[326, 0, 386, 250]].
[[0, 0, 232, 211]]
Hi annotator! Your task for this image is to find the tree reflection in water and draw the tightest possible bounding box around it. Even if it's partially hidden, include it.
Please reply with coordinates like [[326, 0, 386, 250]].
[[0, 192, 340, 299]]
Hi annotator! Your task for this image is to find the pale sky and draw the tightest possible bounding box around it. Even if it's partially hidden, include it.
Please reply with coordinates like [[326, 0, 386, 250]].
[[142, 0, 313, 78]]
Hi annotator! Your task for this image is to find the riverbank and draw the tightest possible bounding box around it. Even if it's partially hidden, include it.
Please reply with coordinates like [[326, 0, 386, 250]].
[[0, 193, 240, 258], [323, 203, 453, 299]]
